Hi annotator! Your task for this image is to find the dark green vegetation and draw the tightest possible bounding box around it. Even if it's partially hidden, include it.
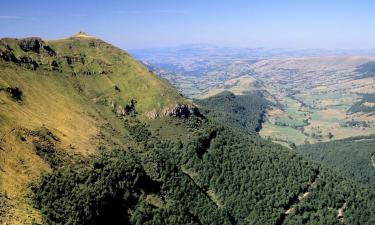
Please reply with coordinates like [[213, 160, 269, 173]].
[[348, 93, 375, 114], [298, 135, 375, 188], [355, 61, 375, 78], [282, 167, 374, 225], [194, 91, 269, 133], [32, 113, 375, 225], [33, 150, 149, 225]]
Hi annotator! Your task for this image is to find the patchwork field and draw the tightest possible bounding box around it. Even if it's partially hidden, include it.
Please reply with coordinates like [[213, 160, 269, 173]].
[[256, 57, 375, 146], [135, 48, 375, 146]]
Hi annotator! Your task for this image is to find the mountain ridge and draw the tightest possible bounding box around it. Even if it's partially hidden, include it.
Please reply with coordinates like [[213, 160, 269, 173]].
[[0, 34, 374, 225]]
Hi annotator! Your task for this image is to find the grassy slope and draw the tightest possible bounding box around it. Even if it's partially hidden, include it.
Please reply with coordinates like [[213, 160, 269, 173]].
[[0, 35, 186, 224]]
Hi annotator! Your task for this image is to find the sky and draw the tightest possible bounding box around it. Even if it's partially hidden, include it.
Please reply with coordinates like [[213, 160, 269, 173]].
[[1, 0, 375, 50]]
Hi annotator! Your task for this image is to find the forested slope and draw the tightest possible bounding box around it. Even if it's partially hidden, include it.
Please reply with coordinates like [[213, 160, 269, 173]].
[[298, 135, 375, 188], [194, 91, 269, 133], [33, 116, 375, 225]]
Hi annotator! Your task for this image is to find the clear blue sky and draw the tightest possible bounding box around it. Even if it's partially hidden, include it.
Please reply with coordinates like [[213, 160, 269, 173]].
[[1, 0, 374, 49]]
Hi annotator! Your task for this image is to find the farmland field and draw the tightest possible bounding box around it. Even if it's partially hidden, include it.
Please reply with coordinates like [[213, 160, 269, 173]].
[[135, 47, 375, 146]]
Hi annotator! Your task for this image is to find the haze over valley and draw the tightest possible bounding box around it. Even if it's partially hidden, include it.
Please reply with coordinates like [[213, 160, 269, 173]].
[[134, 46, 375, 146]]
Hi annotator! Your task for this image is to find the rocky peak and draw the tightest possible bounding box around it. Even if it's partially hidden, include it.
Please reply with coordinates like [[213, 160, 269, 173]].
[[19, 37, 44, 53], [71, 31, 95, 39]]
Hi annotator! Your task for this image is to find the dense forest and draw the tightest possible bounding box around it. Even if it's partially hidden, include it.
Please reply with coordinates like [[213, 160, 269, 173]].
[[355, 61, 375, 79], [32, 110, 375, 225], [194, 91, 270, 133], [297, 135, 375, 188]]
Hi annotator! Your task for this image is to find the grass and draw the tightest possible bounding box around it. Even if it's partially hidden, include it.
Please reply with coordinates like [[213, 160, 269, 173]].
[[0, 35, 188, 224], [262, 78, 375, 145], [260, 122, 307, 145], [199, 75, 258, 98]]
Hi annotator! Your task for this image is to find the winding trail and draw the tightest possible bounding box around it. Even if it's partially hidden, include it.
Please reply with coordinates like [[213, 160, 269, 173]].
[[275, 171, 320, 225]]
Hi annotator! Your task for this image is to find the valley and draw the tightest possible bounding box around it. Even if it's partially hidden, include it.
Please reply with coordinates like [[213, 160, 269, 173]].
[[134, 47, 375, 146]]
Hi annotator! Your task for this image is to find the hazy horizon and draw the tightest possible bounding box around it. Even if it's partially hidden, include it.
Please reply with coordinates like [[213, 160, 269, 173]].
[[1, 0, 375, 50]]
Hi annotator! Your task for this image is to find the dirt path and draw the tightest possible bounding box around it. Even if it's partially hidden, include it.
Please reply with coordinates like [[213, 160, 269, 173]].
[[337, 202, 347, 223], [275, 171, 320, 225], [353, 138, 375, 142], [285, 179, 317, 216]]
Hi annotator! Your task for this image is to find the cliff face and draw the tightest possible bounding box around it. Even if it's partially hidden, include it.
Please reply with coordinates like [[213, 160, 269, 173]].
[[145, 103, 201, 119]]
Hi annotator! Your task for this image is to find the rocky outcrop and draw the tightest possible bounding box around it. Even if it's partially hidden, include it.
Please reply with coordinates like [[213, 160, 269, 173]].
[[19, 56, 39, 70], [145, 103, 202, 119], [114, 99, 137, 117], [162, 104, 201, 117], [0, 49, 19, 63], [19, 37, 56, 56], [0, 86, 23, 101], [19, 37, 43, 53], [0, 35, 115, 76], [144, 109, 159, 119]]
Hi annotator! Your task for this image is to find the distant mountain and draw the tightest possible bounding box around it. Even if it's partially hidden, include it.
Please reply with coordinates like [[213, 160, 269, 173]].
[[131, 44, 375, 63]]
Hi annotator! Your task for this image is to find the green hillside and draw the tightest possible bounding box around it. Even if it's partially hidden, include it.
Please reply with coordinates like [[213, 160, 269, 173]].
[[0, 34, 374, 225], [194, 91, 270, 133], [298, 135, 375, 188], [0, 33, 190, 224]]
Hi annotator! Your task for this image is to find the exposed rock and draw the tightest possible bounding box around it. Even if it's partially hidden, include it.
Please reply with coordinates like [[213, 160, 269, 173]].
[[0, 50, 19, 63], [145, 109, 159, 119], [116, 105, 126, 116], [0, 86, 22, 101], [145, 103, 201, 119], [162, 103, 201, 118], [51, 60, 59, 70], [115, 99, 137, 117], [19, 37, 55, 56], [43, 45, 56, 56], [19, 56, 39, 70], [63, 55, 85, 65], [19, 37, 43, 53], [114, 85, 121, 92], [6, 87, 22, 101]]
